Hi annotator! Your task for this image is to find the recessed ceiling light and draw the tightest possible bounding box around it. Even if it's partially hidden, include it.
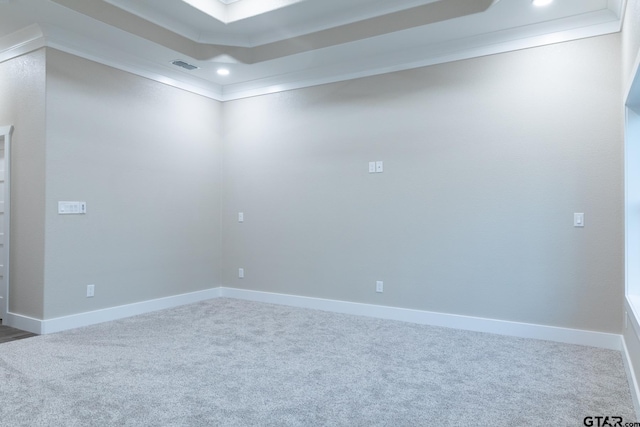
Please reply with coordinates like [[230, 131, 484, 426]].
[[217, 68, 230, 76], [532, 0, 553, 6]]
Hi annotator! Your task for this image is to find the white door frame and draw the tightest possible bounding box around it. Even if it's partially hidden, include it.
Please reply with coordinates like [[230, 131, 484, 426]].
[[0, 125, 12, 323]]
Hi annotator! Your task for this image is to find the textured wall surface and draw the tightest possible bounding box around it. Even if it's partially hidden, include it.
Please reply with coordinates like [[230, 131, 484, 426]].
[[43, 49, 223, 318], [0, 26, 627, 336], [223, 34, 623, 333]]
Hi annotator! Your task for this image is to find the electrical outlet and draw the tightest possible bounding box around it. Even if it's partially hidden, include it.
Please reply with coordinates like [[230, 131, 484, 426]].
[[238, 212, 244, 223], [376, 281, 383, 293], [369, 161, 384, 173], [238, 268, 244, 279], [87, 284, 95, 298]]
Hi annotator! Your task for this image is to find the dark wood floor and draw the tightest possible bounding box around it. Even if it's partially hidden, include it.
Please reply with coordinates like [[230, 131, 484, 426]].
[[0, 324, 37, 344]]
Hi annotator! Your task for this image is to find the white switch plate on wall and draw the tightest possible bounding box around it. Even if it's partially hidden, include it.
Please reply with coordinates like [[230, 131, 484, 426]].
[[58, 201, 86, 214], [574, 213, 584, 227]]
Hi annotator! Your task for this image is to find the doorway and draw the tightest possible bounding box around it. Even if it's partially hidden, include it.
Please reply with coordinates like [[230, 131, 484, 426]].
[[0, 125, 13, 324]]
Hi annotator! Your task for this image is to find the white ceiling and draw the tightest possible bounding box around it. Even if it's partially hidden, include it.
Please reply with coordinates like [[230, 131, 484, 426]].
[[0, 0, 626, 101]]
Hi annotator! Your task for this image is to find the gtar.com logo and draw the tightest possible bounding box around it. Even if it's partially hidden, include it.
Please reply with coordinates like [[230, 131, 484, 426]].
[[583, 416, 623, 427]]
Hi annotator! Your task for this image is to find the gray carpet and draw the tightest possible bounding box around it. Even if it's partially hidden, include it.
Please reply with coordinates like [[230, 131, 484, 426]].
[[0, 298, 636, 426]]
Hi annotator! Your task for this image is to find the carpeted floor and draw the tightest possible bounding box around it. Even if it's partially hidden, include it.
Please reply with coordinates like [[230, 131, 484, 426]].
[[0, 298, 636, 426]]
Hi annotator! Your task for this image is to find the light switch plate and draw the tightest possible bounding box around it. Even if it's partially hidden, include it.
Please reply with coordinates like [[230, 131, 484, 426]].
[[574, 213, 584, 227], [58, 201, 86, 215]]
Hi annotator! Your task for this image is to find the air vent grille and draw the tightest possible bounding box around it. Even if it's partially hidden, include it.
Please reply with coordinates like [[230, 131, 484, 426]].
[[171, 60, 199, 71]]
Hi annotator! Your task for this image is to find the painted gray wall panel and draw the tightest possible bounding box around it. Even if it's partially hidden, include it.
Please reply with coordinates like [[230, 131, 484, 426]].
[[222, 34, 623, 333], [43, 49, 223, 319]]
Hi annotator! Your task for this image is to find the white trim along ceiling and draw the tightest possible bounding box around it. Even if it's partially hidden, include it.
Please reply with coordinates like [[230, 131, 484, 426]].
[[0, 0, 627, 101]]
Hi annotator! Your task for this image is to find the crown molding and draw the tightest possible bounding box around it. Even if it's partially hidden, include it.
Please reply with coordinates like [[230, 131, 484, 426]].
[[0, 0, 625, 102]]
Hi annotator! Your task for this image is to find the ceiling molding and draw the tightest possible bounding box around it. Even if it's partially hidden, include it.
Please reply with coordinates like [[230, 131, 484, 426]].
[[0, 0, 626, 102], [0, 24, 46, 64], [50, 0, 496, 63], [0, 24, 224, 100], [99, 0, 451, 47], [218, 15, 623, 101]]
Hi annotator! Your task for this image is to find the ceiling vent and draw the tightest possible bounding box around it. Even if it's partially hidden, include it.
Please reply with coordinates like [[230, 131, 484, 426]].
[[171, 60, 199, 71]]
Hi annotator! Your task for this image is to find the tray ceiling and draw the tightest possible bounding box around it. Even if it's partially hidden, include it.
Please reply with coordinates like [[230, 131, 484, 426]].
[[0, 0, 626, 100]]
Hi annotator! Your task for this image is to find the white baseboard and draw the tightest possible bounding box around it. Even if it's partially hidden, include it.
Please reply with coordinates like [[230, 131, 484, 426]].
[[4, 285, 624, 352], [219, 287, 623, 351], [4, 312, 43, 335], [4, 288, 221, 335]]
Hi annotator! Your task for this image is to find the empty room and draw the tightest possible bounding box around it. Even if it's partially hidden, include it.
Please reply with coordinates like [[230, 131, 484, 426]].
[[1, 0, 640, 425]]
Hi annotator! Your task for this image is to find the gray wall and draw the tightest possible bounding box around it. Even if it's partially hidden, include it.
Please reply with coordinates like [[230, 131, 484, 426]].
[[223, 34, 623, 333], [41, 49, 223, 319], [0, 24, 626, 336], [0, 49, 47, 319]]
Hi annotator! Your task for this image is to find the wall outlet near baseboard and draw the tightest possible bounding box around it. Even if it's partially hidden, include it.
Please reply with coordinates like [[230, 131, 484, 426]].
[[376, 281, 383, 293], [238, 268, 244, 279], [87, 284, 95, 298]]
